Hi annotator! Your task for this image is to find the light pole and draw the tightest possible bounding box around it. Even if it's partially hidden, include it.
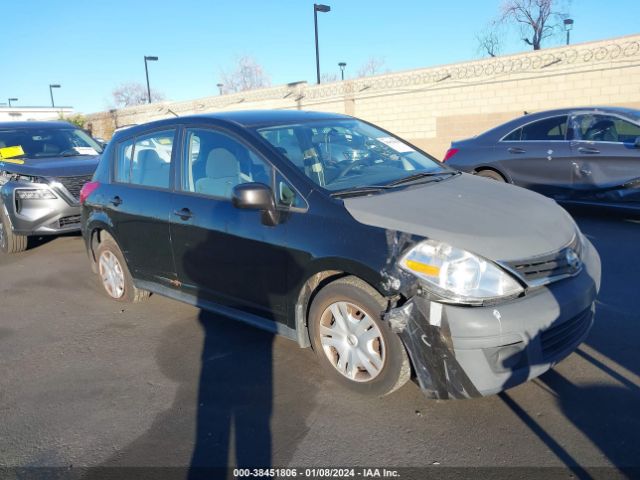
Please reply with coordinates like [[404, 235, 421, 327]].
[[564, 18, 574, 45], [49, 84, 61, 107], [338, 62, 346, 81], [217, 83, 224, 95], [144, 55, 159, 104], [314, 4, 331, 84], [8, 98, 18, 107]]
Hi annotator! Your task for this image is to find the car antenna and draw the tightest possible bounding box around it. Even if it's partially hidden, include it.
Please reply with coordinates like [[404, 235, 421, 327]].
[[167, 109, 179, 118]]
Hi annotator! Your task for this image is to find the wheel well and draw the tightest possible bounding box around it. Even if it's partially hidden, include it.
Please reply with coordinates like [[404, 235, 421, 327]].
[[294, 270, 391, 349], [89, 228, 115, 269], [474, 166, 508, 182]]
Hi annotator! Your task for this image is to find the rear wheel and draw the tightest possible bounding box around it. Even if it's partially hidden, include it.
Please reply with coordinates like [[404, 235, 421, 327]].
[[475, 169, 506, 182], [96, 235, 150, 303], [309, 276, 410, 396], [0, 208, 27, 254]]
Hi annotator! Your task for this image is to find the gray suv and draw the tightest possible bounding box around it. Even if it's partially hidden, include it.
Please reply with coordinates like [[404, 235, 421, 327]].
[[0, 121, 102, 253]]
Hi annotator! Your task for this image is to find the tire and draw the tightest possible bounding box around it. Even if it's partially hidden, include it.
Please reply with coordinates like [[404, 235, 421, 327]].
[[475, 169, 506, 182], [95, 235, 150, 303], [0, 208, 27, 254], [309, 276, 410, 396]]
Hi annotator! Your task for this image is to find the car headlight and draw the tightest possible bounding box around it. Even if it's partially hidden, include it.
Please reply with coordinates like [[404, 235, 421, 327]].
[[15, 189, 57, 200], [0, 171, 44, 185], [399, 239, 524, 305]]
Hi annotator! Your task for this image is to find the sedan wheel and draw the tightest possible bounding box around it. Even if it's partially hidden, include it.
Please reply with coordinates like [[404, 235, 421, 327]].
[[95, 234, 150, 303], [476, 169, 506, 182], [309, 276, 410, 396]]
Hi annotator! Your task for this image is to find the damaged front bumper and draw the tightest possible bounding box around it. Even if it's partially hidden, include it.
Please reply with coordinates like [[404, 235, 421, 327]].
[[385, 238, 601, 399], [0, 182, 82, 235]]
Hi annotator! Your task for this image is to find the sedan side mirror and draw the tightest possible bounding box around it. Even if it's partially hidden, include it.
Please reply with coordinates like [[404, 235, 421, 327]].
[[635, 137, 640, 148], [232, 182, 280, 226]]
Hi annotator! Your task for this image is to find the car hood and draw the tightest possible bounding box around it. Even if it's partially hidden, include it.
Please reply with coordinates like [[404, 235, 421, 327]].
[[0, 155, 100, 177], [343, 173, 576, 262]]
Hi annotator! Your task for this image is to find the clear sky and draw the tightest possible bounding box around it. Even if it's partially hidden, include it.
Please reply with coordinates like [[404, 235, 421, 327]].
[[2, 0, 638, 114]]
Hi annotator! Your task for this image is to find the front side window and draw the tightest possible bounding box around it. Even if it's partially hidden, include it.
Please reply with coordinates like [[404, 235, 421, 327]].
[[518, 116, 568, 141], [182, 128, 272, 199], [569, 114, 640, 143], [115, 130, 174, 188], [256, 119, 446, 191]]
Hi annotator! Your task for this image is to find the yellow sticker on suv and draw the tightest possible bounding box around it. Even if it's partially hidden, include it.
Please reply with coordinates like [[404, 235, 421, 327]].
[[0, 145, 25, 162]]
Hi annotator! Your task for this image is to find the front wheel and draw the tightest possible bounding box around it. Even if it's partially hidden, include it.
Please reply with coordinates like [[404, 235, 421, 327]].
[[95, 235, 150, 303], [0, 208, 27, 254], [309, 276, 410, 396]]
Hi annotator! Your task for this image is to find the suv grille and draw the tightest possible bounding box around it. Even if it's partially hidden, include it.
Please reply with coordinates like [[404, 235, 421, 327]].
[[504, 236, 582, 286], [56, 175, 93, 202], [540, 308, 592, 359]]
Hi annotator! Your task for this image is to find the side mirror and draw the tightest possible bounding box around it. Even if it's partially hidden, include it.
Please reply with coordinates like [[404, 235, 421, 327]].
[[635, 137, 640, 148], [232, 182, 280, 226]]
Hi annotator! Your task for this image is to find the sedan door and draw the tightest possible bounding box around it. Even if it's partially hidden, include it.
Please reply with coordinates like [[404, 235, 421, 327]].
[[497, 115, 573, 197], [106, 129, 178, 286], [170, 127, 294, 324], [568, 112, 640, 202]]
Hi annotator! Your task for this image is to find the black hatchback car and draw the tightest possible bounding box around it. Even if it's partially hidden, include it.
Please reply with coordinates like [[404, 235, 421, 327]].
[[81, 111, 600, 399], [444, 107, 640, 211]]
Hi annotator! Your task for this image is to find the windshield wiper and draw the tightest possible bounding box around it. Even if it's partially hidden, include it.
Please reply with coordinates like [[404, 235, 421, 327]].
[[330, 185, 395, 198], [386, 170, 459, 187]]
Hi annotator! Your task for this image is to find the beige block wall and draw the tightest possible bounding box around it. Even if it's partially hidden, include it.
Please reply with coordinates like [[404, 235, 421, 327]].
[[86, 34, 640, 159]]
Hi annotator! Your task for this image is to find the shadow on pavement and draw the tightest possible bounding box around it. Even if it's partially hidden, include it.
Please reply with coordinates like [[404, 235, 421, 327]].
[[500, 209, 640, 477]]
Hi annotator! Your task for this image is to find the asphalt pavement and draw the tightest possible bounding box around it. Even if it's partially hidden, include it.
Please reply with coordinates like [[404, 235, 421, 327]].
[[0, 212, 639, 479]]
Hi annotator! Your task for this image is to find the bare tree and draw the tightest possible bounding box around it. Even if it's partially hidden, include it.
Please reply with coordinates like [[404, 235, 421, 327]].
[[111, 82, 165, 108], [321, 72, 339, 83], [500, 0, 567, 50], [357, 57, 386, 78], [219, 56, 271, 93], [476, 26, 503, 57]]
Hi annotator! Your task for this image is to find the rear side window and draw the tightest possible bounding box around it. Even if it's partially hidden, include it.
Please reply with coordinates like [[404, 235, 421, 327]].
[[520, 116, 568, 141], [115, 130, 175, 189]]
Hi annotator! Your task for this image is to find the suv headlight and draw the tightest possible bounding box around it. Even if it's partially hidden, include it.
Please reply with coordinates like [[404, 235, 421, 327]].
[[399, 239, 524, 305]]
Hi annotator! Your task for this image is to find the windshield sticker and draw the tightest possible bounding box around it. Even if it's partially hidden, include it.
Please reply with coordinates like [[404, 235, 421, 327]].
[[0, 145, 25, 160], [376, 137, 415, 153], [73, 147, 99, 155]]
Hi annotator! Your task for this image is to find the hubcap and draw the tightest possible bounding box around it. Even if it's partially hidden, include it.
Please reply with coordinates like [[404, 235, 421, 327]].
[[319, 301, 386, 382], [98, 250, 125, 299]]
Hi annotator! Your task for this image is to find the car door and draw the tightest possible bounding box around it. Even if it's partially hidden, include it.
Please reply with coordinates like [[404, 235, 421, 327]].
[[497, 115, 573, 197], [107, 129, 178, 286], [170, 126, 297, 324], [568, 111, 640, 200]]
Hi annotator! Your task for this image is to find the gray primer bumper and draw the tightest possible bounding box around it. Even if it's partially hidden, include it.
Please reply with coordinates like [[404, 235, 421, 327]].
[[1, 182, 81, 236], [385, 238, 601, 399]]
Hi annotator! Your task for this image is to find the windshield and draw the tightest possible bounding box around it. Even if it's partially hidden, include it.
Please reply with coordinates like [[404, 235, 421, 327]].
[[0, 127, 103, 158], [256, 119, 448, 191]]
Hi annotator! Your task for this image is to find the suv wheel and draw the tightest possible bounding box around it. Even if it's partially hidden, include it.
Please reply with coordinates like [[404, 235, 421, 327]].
[[96, 235, 150, 303], [0, 208, 27, 254], [309, 276, 410, 396]]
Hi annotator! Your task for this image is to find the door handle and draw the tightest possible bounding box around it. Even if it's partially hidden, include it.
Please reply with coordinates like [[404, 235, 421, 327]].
[[173, 208, 193, 220], [508, 147, 526, 154], [110, 196, 122, 207], [578, 147, 600, 154]]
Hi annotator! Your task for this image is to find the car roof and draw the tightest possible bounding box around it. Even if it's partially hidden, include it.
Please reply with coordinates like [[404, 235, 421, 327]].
[[478, 106, 640, 140], [0, 121, 77, 130], [112, 110, 353, 140]]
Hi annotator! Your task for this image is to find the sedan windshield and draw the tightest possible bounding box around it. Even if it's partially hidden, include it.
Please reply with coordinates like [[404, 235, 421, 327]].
[[0, 127, 103, 158], [256, 119, 449, 191]]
